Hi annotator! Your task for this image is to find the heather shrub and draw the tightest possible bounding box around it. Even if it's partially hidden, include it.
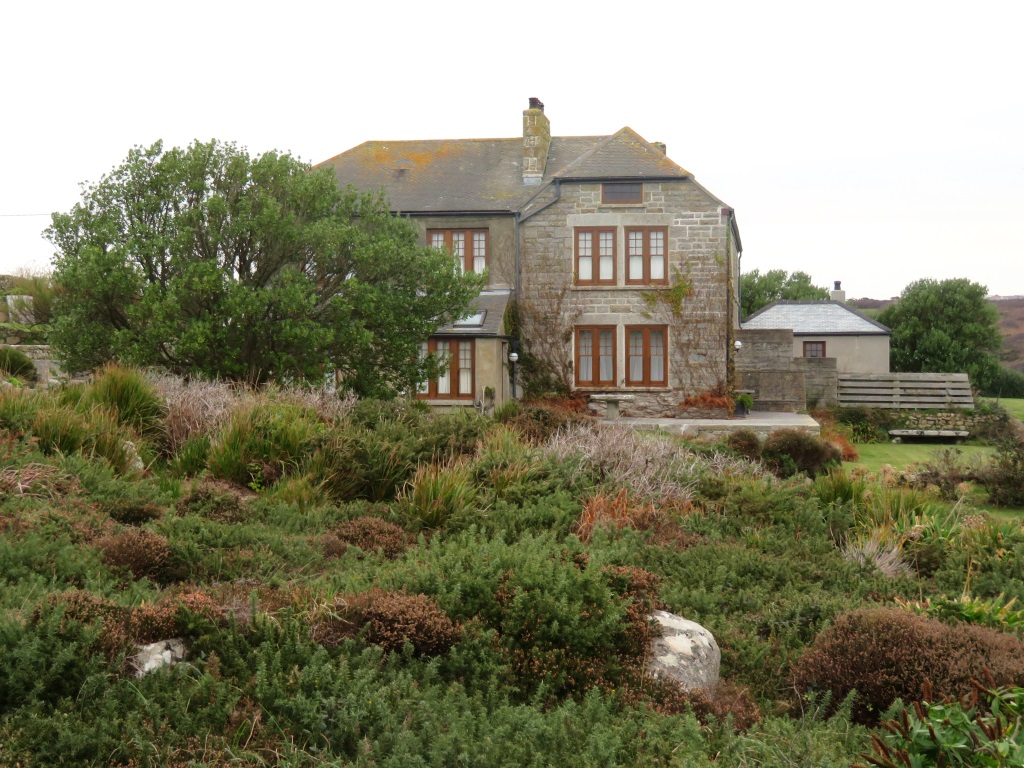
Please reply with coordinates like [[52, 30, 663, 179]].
[[761, 429, 841, 478], [310, 589, 460, 656], [0, 347, 37, 383], [504, 396, 595, 443], [544, 423, 716, 504], [98, 497, 165, 525], [176, 481, 250, 522], [95, 530, 181, 583], [334, 516, 410, 559], [935, 519, 1024, 601], [575, 488, 666, 542], [725, 429, 762, 461], [348, 397, 429, 429], [417, 408, 491, 461], [793, 607, 1024, 724]]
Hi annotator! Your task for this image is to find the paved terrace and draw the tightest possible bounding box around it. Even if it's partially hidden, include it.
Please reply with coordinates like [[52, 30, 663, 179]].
[[615, 411, 820, 439]]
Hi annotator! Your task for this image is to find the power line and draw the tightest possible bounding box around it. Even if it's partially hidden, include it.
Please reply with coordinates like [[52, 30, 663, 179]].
[[0, 213, 51, 218]]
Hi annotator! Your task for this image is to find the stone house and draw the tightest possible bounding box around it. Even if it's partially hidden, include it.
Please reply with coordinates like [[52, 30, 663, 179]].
[[317, 99, 742, 415]]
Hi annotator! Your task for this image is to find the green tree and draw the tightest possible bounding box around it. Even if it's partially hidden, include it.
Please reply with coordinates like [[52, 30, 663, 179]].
[[879, 278, 1002, 389], [46, 140, 482, 396], [740, 269, 829, 318]]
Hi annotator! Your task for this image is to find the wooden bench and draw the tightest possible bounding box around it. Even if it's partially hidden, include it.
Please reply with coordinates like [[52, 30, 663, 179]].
[[589, 394, 635, 419], [888, 429, 969, 443]]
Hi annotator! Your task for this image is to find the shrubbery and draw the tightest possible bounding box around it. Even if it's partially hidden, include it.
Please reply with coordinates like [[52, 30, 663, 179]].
[[761, 428, 841, 478], [794, 607, 1024, 724]]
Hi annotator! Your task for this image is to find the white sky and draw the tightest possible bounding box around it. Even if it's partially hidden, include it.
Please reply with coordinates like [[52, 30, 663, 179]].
[[2, 0, 1021, 299]]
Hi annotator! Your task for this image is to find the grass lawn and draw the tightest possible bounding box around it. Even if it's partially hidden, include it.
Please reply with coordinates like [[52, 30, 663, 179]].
[[986, 397, 1024, 422], [846, 442, 994, 473], [845, 441, 1024, 520]]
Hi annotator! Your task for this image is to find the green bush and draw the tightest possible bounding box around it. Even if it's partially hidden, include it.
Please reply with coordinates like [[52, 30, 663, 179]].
[[0, 347, 37, 383], [761, 429, 841, 478], [982, 366, 1024, 398], [982, 438, 1024, 507], [794, 607, 1024, 724], [833, 405, 901, 443], [858, 683, 1024, 768]]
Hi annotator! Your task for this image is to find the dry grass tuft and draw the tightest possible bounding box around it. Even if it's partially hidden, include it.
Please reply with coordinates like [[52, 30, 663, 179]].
[[575, 488, 665, 542]]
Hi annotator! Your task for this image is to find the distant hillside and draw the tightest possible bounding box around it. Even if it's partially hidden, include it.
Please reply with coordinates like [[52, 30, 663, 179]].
[[848, 297, 1024, 372]]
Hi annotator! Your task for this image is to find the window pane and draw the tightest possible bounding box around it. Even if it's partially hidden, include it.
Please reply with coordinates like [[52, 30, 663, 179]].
[[431, 233, 445, 249], [458, 342, 472, 394], [578, 231, 592, 256], [451, 233, 465, 257], [599, 330, 613, 382], [630, 255, 644, 280], [650, 230, 664, 255], [599, 231, 614, 256], [473, 232, 486, 273], [650, 330, 665, 382], [599, 255, 613, 280], [436, 341, 450, 394], [628, 231, 643, 255], [578, 330, 593, 382], [578, 255, 593, 281], [650, 255, 665, 280], [629, 330, 643, 382], [418, 341, 429, 394]]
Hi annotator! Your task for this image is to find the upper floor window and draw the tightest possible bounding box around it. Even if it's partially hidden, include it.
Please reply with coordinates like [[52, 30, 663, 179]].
[[576, 326, 616, 387], [575, 227, 616, 285], [602, 183, 642, 204], [803, 341, 826, 358], [417, 338, 475, 399], [429, 229, 488, 274], [626, 326, 668, 386], [625, 227, 668, 285]]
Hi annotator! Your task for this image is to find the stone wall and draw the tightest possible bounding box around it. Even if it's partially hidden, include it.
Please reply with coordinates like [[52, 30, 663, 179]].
[[803, 357, 838, 408], [734, 328, 806, 412], [3, 344, 58, 386], [519, 180, 736, 417], [899, 409, 1008, 437]]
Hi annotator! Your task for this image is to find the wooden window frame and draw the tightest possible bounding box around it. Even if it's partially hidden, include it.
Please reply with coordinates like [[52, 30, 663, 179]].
[[803, 341, 826, 358], [428, 229, 488, 274], [625, 226, 669, 286], [574, 227, 617, 286], [417, 337, 475, 399], [575, 325, 617, 387], [625, 325, 669, 387], [601, 183, 643, 204]]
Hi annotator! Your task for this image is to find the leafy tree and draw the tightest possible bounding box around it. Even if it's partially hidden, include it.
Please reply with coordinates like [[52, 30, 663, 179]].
[[879, 278, 1002, 390], [740, 269, 829, 318], [46, 141, 482, 396]]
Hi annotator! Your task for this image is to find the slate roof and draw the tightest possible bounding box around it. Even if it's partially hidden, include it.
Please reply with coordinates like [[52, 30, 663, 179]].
[[434, 291, 510, 337], [314, 128, 690, 214], [742, 301, 891, 335]]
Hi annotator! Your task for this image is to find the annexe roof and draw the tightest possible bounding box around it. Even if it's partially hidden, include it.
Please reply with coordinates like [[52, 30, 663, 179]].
[[742, 301, 891, 336], [313, 129, 689, 214], [434, 290, 510, 337]]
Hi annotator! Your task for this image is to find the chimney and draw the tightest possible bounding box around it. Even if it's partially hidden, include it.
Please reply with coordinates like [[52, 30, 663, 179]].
[[652, 142, 667, 154], [830, 280, 846, 303], [522, 97, 551, 185]]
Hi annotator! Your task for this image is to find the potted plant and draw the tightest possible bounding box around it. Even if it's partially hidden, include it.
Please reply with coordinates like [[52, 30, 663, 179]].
[[733, 392, 754, 418]]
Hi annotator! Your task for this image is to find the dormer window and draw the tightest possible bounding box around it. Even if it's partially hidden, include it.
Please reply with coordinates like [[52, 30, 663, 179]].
[[602, 183, 642, 204]]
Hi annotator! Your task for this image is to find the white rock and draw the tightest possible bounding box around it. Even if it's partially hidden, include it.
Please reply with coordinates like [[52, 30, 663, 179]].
[[131, 638, 187, 678], [647, 610, 720, 691]]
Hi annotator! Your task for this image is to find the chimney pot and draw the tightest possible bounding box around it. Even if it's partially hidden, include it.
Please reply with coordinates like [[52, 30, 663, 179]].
[[528, 97, 544, 111], [652, 141, 667, 154], [834, 280, 842, 290]]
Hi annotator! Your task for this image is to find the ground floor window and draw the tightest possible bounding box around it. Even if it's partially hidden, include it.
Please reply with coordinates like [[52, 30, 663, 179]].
[[803, 341, 826, 358], [417, 338, 474, 398], [575, 326, 616, 386], [626, 325, 667, 386]]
